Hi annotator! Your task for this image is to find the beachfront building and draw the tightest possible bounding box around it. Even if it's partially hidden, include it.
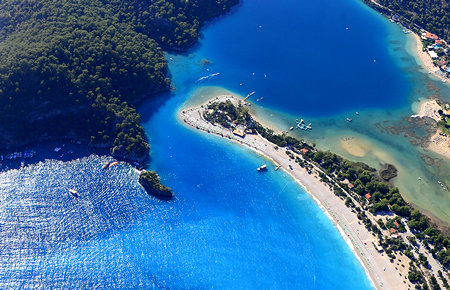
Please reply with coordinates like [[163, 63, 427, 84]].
[[428, 51, 438, 59], [233, 129, 245, 138], [422, 32, 439, 40]]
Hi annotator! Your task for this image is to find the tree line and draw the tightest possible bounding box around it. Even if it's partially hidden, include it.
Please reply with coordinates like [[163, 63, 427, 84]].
[[0, 0, 238, 161]]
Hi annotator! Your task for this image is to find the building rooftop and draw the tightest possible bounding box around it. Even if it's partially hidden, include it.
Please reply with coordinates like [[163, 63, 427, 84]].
[[428, 51, 438, 59]]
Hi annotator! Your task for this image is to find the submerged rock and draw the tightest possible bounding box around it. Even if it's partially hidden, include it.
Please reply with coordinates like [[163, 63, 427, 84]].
[[138, 170, 173, 199], [379, 164, 398, 181]]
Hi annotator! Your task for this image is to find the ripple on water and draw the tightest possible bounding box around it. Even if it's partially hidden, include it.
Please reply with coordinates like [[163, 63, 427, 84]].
[[0, 155, 179, 287]]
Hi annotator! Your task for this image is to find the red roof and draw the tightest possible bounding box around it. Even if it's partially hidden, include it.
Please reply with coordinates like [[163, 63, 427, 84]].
[[394, 221, 400, 228], [300, 148, 309, 154], [390, 228, 397, 233], [425, 32, 439, 40], [435, 40, 444, 45], [365, 193, 371, 199], [347, 183, 354, 189]]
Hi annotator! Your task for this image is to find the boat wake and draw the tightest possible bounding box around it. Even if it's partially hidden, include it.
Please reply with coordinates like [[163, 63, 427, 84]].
[[196, 72, 221, 83]]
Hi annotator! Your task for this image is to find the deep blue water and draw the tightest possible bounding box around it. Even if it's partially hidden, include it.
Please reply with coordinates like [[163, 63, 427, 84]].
[[170, 0, 410, 117], [2, 0, 446, 287]]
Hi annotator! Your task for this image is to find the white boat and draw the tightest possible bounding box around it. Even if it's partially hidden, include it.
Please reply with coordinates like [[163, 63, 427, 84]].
[[289, 126, 294, 131], [54, 147, 61, 152], [257, 164, 267, 172], [346, 117, 352, 122], [68, 189, 79, 197]]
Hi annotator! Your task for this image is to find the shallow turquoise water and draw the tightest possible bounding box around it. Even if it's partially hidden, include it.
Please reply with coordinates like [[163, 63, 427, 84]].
[[1, 0, 448, 287], [168, 0, 450, 223]]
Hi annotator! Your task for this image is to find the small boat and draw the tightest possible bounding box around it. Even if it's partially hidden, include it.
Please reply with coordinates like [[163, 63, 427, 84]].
[[257, 164, 267, 172], [355, 112, 359, 115], [300, 119, 304, 124], [102, 162, 110, 169], [428, 71, 432, 74], [275, 165, 282, 171], [257, 98, 260, 102], [54, 147, 61, 152], [109, 161, 119, 168], [289, 126, 294, 131], [260, 97, 264, 100], [69, 189, 79, 197], [20, 159, 25, 167], [346, 117, 353, 122], [307, 123, 312, 129], [442, 79, 447, 83]]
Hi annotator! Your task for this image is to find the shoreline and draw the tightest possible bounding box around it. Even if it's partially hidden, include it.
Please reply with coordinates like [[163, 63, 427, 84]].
[[410, 33, 447, 81], [411, 99, 450, 159], [364, 0, 449, 83], [179, 94, 413, 290]]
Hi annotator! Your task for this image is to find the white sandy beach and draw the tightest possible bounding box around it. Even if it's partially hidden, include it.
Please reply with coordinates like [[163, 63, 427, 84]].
[[411, 99, 450, 158], [179, 95, 412, 290], [411, 33, 449, 82]]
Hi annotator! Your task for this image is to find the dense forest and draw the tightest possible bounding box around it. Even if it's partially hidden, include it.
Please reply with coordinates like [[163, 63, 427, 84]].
[[365, 0, 450, 42], [0, 0, 238, 161]]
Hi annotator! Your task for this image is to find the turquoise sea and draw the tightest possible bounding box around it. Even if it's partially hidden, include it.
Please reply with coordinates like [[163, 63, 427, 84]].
[[0, 0, 449, 288]]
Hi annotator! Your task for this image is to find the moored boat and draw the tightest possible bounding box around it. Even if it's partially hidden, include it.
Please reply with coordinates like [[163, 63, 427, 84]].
[[68, 189, 79, 197], [257, 164, 267, 172]]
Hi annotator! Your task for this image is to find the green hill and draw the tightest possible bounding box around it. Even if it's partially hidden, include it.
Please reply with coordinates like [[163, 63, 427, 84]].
[[0, 0, 238, 161]]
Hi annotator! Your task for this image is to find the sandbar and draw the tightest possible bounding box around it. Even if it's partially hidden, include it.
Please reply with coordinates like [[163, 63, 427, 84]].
[[179, 94, 413, 290]]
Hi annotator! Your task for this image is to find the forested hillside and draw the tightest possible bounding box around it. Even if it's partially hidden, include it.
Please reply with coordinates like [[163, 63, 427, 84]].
[[370, 0, 449, 42], [0, 0, 238, 161]]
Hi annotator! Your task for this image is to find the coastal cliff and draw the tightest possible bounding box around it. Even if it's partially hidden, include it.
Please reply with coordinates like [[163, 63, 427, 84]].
[[139, 171, 173, 199]]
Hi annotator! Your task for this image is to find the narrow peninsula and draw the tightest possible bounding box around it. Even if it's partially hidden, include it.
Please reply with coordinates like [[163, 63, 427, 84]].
[[180, 94, 450, 290]]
